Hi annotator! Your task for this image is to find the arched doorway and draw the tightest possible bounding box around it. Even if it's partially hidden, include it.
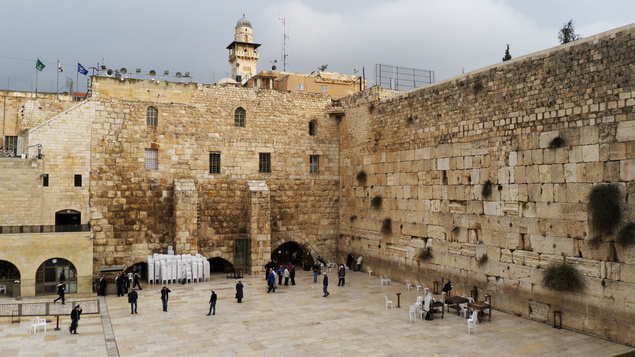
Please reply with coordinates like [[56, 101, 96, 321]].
[[0, 260, 21, 296], [35, 258, 77, 295], [271, 242, 312, 270], [55, 209, 81, 232], [208, 257, 233, 273]]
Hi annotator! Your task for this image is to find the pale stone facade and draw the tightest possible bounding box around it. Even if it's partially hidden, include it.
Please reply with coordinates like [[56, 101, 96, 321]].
[[0, 21, 634, 347]]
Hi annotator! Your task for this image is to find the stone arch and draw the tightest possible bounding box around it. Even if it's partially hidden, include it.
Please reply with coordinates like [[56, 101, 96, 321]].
[[35, 257, 78, 295], [271, 236, 323, 270], [208, 257, 233, 273], [0, 260, 21, 296]]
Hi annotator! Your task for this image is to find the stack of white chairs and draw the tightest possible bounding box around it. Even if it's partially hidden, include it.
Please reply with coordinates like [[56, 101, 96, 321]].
[[148, 252, 210, 285], [203, 260, 210, 281]]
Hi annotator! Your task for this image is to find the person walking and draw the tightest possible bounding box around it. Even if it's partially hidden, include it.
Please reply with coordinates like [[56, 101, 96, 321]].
[[267, 269, 276, 293], [69, 304, 82, 334], [283, 266, 290, 286], [236, 280, 244, 303], [313, 262, 320, 283], [132, 272, 142, 290], [160, 286, 171, 312], [53, 283, 65, 304], [322, 273, 330, 297], [207, 290, 217, 315], [128, 288, 138, 314], [99, 276, 107, 296], [277, 264, 284, 286], [337, 265, 346, 286]]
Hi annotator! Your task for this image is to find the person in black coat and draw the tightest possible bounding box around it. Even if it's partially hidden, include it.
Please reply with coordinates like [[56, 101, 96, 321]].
[[127, 288, 138, 314], [235, 280, 244, 303], [322, 273, 330, 297], [69, 304, 82, 334], [346, 253, 354, 270], [207, 290, 217, 315], [132, 273, 142, 290], [53, 283, 65, 304], [115, 273, 124, 297], [99, 276, 107, 296], [160, 286, 171, 311]]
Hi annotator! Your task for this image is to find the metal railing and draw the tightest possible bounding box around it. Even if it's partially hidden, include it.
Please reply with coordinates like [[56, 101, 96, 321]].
[[0, 298, 100, 318], [0, 224, 91, 234]]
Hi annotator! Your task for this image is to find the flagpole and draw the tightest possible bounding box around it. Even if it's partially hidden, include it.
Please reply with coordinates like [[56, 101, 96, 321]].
[[56, 60, 60, 96], [35, 58, 39, 98]]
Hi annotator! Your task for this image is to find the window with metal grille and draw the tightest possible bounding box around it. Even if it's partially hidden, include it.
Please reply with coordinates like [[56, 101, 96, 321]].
[[4, 136, 18, 156], [147, 106, 158, 127], [209, 152, 221, 174], [145, 148, 158, 170], [74, 174, 82, 187], [310, 155, 320, 174], [259, 153, 271, 173], [234, 107, 246, 127]]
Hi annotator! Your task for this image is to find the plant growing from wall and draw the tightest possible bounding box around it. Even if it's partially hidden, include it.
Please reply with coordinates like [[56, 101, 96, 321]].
[[477, 254, 488, 266], [549, 135, 566, 149], [371, 195, 382, 210], [381, 218, 392, 235], [349, 215, 358, 222], [417, 247, 433, 261], [542, 262, 584, 292], [482, 180, 493, 198], [618, 222, 635, 246], [356, 170, 367, 184], [588, 183, 622, 236]]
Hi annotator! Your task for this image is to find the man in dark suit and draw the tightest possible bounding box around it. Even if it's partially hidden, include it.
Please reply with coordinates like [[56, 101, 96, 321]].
[[128, 288, 138, 314]]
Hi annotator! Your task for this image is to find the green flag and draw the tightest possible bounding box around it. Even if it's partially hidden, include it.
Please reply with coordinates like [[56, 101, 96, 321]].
[[36, 59, 45, 71]]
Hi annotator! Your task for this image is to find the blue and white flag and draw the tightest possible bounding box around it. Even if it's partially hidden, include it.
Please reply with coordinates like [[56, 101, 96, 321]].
[[77, 62, 88, 75]]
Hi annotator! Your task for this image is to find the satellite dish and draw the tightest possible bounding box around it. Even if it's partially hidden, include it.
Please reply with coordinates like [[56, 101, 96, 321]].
[[176, 72, 182, 78], [271, 65, 277, 71], [318, 64, 328, 72], [115, 72, 122, 79], [149, 70, 156, 76], [120, 68, 127, 74], [164, 70, 169, 76], [184, 72, 190, 77], [136, 68, 141, 74], [106, 69, 114, 76]]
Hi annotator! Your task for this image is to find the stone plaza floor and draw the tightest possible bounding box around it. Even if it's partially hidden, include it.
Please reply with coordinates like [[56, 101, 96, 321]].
[[0, 270, 633, 357]]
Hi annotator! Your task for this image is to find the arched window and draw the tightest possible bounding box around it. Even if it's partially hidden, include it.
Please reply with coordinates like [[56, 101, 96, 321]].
[[234, 107, 246, 127], [35, 258, 77, 295], [55, 209, 81, 232], [309, 120, 318, 136], [147, 106, 158, 127]]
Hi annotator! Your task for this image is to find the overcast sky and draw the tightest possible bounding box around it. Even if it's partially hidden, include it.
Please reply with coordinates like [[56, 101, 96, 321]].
[[1, 0, 633, 93]]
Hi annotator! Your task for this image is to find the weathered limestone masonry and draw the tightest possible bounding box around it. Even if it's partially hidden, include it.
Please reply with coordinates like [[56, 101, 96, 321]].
[[89, 78, 339, 274], [338, 24, 635, 345]]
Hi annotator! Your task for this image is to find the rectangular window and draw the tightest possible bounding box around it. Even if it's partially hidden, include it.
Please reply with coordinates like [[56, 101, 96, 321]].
[[209, 152, 221, 174], [145, 148, 158, 170], [42, 174, 49, 187], [259, 153, 271, 173], [298, 83, 305, 90], [321, 85, 328, 92], [310, 155, 320, 174], [74, 174, 82, 187], [4, 136, 18, 156]]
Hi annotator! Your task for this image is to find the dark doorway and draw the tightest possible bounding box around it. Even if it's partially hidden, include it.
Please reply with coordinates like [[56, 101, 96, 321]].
[[271, 242, 312, 270], [35, 258, 77, 295], [55, 209, 81, 232], [0, 260, 21, 297], [209, 257, 233, 273]]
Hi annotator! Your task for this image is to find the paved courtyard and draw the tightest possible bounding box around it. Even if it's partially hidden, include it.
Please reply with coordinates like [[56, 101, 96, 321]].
[[0, 270, 633, 357]]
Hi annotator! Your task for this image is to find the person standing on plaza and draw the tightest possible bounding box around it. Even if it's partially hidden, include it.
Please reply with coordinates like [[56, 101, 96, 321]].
[[207, 290, 217, 315], [53, 283, 65, 304], [356, 255, 363, 272], [290, 264, 296, 286], [313, 261, 320, 283], [69, 304, 82, 334], [160, 286, 171, 312], [128, 287, 138, 314], [337, 265, 346, 286], [283, 266, 290, 286], [346, 253, 354, 270], [267, 269, 276, 293], [99, 275, 107, 296], [277, 264, 284, 286], [115, 273, 124, 297], [236, 280, 244, 303], [322, 273, 330, 297], [132, 272, 142, 290]]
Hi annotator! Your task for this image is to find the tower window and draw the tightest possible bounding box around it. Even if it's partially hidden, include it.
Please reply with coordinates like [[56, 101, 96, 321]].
[[321, 85, 328, 92], [298, 83, 305, 90], [309, 120, 318, 136], [145, 149, 158, 170], [147, 106, 158, 127], [42, 174, 49, 187], [310, 155, 320, 174], [234, 107, 246, 127], [74, 174, 82, 187], [209, 152, 221, 174], [259, 153, 271, 173], [3, 136, 18, 156]]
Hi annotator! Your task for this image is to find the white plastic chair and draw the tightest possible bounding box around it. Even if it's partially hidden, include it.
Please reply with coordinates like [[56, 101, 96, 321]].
[[0, 283, 6, 295], [409, 305, 417, 323], [405, 280, 413, 291], [30, 317, 47, 334], [467, 311, 478, 334], [367, 266, 373, 276], [459, 303, 468, 317], [384, 275, 391, 285], [385, 295, 393, 309], [414, 281, 422, 292], [380, 275, 387, 286]]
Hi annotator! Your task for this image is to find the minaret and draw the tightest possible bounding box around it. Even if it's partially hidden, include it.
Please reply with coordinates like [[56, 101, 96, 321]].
[[227, 14, 261, 83]]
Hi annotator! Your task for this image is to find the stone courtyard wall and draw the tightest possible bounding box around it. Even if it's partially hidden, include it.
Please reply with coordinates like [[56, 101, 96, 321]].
[[337, 24, 635, 345]]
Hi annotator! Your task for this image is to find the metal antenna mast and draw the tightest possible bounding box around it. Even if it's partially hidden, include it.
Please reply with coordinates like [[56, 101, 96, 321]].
[[279, 16, 289, 71]]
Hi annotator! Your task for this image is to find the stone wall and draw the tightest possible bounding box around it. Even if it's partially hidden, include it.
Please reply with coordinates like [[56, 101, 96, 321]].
[[337, 24, 635, 345]]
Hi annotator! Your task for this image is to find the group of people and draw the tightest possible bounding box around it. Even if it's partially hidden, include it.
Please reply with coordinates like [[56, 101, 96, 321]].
[[112, 272, 143, 297], [265, 262, 297, 293]]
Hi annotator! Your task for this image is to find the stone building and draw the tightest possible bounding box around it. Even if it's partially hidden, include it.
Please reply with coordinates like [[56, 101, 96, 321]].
[[0, 17, 634, 346]]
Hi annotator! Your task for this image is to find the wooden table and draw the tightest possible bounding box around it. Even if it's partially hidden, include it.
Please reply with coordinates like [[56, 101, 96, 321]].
[[468, 302, 491, 322], [430, 301, 444, 318], [445, 296, 469, 315]]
